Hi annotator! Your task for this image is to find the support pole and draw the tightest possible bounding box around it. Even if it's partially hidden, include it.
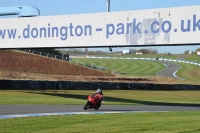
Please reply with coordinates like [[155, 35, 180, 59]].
[[107, 0, 110, 12]]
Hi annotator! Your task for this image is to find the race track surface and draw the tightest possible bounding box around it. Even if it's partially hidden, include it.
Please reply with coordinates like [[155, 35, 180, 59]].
[[156, 61, 182, 79], [1, 105, 200, 115]]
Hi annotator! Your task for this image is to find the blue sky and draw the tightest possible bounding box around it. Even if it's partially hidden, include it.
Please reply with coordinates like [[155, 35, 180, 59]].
[[1, 0, 200, 54]]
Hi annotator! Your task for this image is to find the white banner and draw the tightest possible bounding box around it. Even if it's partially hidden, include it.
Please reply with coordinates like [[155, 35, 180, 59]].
[[197, 51, 200, 55], [1, 5, 200, 48]]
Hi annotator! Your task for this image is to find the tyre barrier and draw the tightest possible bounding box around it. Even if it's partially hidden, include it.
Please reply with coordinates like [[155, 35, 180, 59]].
[[0, 80, 199, 90]]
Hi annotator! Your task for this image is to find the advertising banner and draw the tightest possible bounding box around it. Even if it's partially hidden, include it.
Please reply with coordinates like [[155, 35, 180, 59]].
[[1, 5, 200, 48]]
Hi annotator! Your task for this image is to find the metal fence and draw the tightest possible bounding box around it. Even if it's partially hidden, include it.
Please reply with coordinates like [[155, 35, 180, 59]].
[[73, 61, 107, 72], [18, 49, 70, 62], [17, 49, 108, 73]]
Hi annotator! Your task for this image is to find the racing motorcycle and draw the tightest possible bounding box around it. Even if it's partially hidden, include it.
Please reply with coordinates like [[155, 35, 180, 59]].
[[83, 94, 103, 110]]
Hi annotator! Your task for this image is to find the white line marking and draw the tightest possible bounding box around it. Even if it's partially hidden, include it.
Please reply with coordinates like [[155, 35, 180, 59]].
[[0, 111, 168, 119]]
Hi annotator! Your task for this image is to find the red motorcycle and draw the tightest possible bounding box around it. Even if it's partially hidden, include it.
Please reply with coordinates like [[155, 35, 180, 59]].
[[83, 94, 103, 110]]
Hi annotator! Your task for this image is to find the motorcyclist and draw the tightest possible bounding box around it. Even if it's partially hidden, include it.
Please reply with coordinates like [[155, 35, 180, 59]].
[[91, 88, 104, 104]]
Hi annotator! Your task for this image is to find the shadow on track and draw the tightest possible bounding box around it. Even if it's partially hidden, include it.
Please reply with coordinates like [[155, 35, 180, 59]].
[[27, 91, 200, 107]]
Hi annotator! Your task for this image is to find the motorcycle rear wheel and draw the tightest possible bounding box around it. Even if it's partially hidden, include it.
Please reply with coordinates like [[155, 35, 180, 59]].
[[83, 101, 90, 110], [84, 106, 87, 110], [94, 101, 102, 110]]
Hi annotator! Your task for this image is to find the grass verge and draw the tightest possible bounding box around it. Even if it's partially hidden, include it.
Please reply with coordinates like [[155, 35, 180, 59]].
[[71, 58, 166, 76], [176, 62, 200, 81], [0, 111, 200, 133], [71, 58, 200, 82], [1, 90, 200, 105]]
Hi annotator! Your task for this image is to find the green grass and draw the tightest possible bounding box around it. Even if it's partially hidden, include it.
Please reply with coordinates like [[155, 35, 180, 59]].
[[72, 58, 166, 76], [1, 90, 200, 105], [1, 111, 200, 133], [1, 90, 200, 132], [91, 53, 200, 62], [94, 53, 180, 59], [71, 58, 200, 81], [184, 54, 200, 62], [176, 63, 200, 81]]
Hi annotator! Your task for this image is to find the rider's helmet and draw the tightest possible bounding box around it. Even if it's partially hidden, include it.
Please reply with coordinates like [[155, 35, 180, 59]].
[[97, 88, 102, 94]]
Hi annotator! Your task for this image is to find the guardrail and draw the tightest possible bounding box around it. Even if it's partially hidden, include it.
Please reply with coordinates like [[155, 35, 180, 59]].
[[18, 49, 70, 62], [71, 60, 121, 75], [86, 56, 200, 66], [17, 49, 110, 73], [73, 61, 107, 72]]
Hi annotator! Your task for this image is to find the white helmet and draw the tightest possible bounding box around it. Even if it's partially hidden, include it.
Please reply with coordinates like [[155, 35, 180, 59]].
[[97, 88, 102, 94]]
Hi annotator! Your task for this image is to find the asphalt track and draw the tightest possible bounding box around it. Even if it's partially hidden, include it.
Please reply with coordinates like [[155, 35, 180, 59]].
[[1, 105, 200, 116], [156, 61, 183, 79]]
